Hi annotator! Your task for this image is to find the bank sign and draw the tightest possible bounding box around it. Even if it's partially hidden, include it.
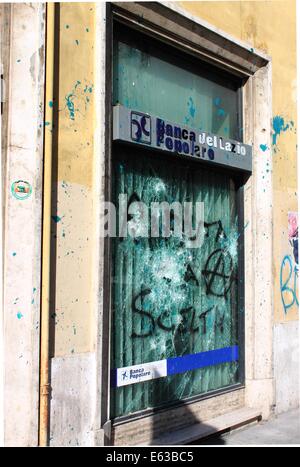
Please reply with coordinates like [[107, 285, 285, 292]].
[[113, 105, 252, 173], [111, 346, 239, 388]]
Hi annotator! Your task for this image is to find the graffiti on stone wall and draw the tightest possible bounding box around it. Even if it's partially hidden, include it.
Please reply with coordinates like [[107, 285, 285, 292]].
[[280, 212, 299, 314], [288, 211, 298, 264]]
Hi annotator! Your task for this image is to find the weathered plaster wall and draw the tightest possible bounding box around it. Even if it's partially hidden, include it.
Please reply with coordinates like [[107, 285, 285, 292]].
[[49, 352, 96, 446], [2, 3, 45, 446], [179, 0, 298, 412], [49, 1, 108, 446], [51, 3, 96, 356], [274, 321, 299, 413]]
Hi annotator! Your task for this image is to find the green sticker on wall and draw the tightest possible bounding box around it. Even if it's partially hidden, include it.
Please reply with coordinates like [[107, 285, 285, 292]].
[[11, 180, 32, 200]]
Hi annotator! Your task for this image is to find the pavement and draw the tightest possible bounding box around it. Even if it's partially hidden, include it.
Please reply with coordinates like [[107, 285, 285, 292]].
[[199, 408, 300, 445]]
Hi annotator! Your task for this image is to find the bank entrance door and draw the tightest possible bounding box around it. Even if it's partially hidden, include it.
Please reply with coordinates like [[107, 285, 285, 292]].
[[110, 23, 248, 420]]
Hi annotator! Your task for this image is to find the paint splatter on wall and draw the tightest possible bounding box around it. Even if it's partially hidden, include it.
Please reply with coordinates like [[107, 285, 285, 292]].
[[63, 80, 94, 122], [272, 116, 294, 146], [280, 212, 299, 315], [280, 255, 298, 314]]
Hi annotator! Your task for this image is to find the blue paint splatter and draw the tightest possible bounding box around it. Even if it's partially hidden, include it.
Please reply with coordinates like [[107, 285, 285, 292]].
[[51, 215, 62, 223], [280, 255, 299, 313], [17, 312, 23, 320], [272, 116, 293, 145], [187, 97, 196, 118], [214, 97, 226, 118], [65, 94, 75, 120], [12, 252, 16, 256], [49, 101, 53, 108], [260, 144, 268, 152], [64, 81, 93, 120], [83, 85, 93, 94]]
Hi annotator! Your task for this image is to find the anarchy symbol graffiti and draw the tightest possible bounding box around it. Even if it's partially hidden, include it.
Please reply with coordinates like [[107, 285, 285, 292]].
[[202, 248, 235, 298]]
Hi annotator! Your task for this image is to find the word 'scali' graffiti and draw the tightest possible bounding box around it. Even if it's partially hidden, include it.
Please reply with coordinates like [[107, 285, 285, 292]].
[[132, 290, 226, 338], [131, 220, 237, 339]]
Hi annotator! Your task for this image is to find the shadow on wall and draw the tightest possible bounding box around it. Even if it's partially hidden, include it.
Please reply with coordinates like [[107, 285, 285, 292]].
[[47, 2, 61, 445]]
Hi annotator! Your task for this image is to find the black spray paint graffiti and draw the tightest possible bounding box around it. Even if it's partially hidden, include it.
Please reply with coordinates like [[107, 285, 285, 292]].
[[202, 248, 235, 298], [130, 219, 237, 338], [201, 221, 237, 298], [131, 289, 225, 338]]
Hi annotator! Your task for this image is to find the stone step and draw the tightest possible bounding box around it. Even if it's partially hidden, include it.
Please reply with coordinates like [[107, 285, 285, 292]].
[[140, 407, 262, 446]]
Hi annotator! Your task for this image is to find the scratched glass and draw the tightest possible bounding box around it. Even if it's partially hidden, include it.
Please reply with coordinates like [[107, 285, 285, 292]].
[[113, 29, 241, 141], [111, 150, 240, 418], [111, 28, 242, 418]]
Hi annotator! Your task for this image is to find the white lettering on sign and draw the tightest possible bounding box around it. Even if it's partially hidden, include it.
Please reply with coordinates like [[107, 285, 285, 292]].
[[116, 360, 167, 387], [113, 105, 253, 173]]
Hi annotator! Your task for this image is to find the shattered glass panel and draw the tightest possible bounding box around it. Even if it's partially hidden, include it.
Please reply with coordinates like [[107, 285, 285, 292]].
[[113, 36, 240, 140], [111, 149, 240, 418]]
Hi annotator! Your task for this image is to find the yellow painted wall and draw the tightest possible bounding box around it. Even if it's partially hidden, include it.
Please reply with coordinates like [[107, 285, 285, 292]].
[[52, 3, 96, 356], [180, 0, 298, 322], [52, 1, 297, 356]]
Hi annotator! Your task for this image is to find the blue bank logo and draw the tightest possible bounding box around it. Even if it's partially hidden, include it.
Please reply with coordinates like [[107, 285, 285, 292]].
[[131, 111, 151, 144]]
